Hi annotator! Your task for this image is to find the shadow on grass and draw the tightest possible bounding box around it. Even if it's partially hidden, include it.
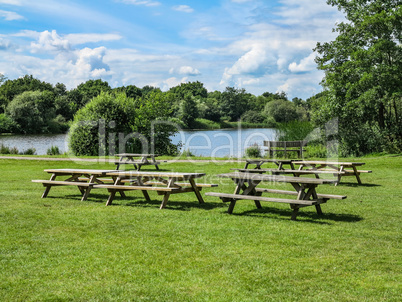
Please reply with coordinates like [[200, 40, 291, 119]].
[[228, 205, 363, 224], [338, 182, 381, 187], [46, 192, 226, 211], [124, 199, 226, 211]]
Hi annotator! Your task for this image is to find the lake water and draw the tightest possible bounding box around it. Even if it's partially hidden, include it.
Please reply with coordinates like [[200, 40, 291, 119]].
[[0, 128, 277, 157]]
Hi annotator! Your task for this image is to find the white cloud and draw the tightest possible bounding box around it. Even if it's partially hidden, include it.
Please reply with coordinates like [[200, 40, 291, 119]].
[[0, 9, 24, 21], [288, 52, 317, 73], [0, 0, 22, 5], [65, 33, 122, 45], [116, 0, 161, 7], [73, 47, 111, 78], [0, 38, 12, 50], [170, 66, 200, 76], [172, 5, 194, 13], [30, 30, 71, 53]]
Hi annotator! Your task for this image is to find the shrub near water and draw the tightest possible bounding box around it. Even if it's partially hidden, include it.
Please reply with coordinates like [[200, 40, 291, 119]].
[[69, 92, 179, 156]]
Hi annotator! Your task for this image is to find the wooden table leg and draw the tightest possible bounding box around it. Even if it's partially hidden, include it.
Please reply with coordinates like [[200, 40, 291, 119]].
[[291, 207, 299, 220], [189, 178, 205, 204], [351, 165, 362, 184], [106, 177, 121, 206], [81, 175, 95, 201], [42, 173, 56, 198], [160, 192, 171, 209], [228, 199, 237, 214]]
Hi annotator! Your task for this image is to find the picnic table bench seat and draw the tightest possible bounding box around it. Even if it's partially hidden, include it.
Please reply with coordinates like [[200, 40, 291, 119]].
[[235, 168, 347, 175], [254, 188, 346, 200], [32, 180, 93, 187]]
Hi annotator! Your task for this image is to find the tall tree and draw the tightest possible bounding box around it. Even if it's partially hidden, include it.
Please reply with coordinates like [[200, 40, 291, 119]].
[[314, 0, 402, 154]]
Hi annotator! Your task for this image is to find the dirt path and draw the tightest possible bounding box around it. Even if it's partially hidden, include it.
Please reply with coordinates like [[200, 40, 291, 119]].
[[0, 155, 244, 164]]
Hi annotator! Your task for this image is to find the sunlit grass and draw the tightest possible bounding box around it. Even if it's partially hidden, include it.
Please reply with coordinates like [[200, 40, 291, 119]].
[[0, 156, 401, 301]]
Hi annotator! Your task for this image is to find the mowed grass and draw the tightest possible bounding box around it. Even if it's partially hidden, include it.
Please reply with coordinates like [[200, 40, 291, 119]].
[[0, 156, 401, 301]]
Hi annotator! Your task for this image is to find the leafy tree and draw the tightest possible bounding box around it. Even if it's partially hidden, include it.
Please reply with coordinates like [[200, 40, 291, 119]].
[[69, 91, 179, 156], [69, 92, 135, 156], [197, 97, 221, 122], [169, 81, 208, 99], [0, 75, 54, 113], [178, 94, 199, 128], [263, 99, 300, 123], [314, 0, 402, 154], [6, 91, 56, 134], [69, 79, 112, 110], [0, 73, 6, 85], [240, 110, 266, 123], [113, 85, 142, 99], [0, 113, 16, 133], [219, 87, 252, 121], [141, 85, 161, 95]]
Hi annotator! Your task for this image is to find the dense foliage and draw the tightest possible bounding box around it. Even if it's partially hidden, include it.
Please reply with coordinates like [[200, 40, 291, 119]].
[[69, 92, 179, 156], [314, 0, 402, 155], [0, 76, 308, 135]]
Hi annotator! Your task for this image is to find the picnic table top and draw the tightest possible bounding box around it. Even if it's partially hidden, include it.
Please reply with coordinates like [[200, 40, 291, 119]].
[[217, 172, 338, 185], [105, 171, 205, 178], [115, 153, 159, 157], [44, 169, 118, 175], [292, 161, 365, 166]]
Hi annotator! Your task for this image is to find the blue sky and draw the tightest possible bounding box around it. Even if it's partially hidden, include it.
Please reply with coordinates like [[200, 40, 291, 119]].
[[0, 0, 345, 99]]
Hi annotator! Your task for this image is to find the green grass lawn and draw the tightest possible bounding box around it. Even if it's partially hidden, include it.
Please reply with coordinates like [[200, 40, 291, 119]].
[[0, 156, 401, 301]]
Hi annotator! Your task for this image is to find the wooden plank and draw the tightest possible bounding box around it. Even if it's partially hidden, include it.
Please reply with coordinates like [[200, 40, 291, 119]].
[[94, 184, 180, 192], [255, 188, 347, 200], [216, 172, 337, 185], [43, 169, 117, 175], [106, 171, 206, 179], [143, 181, 218, 187], [32, 180, 93, 187], [115, 153, 159, 157], [205, 192, 317, 205], [293, 161, 365, 166]]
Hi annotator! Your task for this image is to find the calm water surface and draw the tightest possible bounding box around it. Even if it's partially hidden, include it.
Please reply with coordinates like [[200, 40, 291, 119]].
[[0, 128, 277, 157]]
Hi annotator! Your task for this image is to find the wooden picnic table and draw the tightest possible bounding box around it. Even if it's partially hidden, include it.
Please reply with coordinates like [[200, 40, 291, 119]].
[[205, 172, 346, 220], [114, 153, 163, 170], [32, 169, 121, 201], [96, 171, 217, 209], [292, 161, 372, 185], [243, 159, 295, 169]]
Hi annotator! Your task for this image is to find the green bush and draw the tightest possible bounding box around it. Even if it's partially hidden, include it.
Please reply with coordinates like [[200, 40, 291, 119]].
[[20, 147, 36, 155], [276, 121, 315, 141], [245, 143, 262, 158], [241, 110, 266, 123], [305, 144, 328, 158], [0, 114, 16, 133], [69, 92, 179, 156], [47, 146, 61, 155]]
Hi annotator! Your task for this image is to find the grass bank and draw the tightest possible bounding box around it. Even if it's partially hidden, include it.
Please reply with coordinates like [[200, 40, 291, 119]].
[[0, 156, 401, 301]]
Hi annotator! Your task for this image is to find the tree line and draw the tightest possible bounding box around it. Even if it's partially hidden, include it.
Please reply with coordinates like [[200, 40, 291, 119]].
[[0, 0, 401, 156], [0, 75, 310, 134]]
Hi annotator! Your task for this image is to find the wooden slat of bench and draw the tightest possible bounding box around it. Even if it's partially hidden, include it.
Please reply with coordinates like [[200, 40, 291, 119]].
[[114, 161, 161, 165], [351, 170, 372, 173], [273, 169, 346, 175], [234, 168, 346, 175], [255, 188, 347, 200], [94, 184, 180, 192], [32, 180, 92, 187], [144, 181, 218, 188], [205, 192, 316, 205]]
